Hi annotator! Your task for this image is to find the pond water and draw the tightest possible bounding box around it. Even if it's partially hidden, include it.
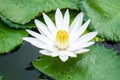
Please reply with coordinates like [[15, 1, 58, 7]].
[[0, 42, 120, 80], [0, 42, 53, 80]]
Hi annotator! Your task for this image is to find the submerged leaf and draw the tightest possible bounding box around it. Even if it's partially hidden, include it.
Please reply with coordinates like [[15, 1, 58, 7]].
[[33, 45, 120, 80], [0, 0, 80, 25], [80, 0, 120, 42], [0, 20, 28, 54]]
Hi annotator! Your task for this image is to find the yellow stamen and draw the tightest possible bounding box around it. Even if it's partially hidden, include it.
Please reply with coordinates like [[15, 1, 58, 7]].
[[56, 30, 69, 50]]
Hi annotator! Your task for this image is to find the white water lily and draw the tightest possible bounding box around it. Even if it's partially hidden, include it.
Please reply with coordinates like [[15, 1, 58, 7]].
[[23, 8, 98, 62]]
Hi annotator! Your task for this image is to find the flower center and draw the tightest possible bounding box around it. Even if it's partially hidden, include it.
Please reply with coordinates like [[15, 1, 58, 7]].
[[56, 30, 69, 50]]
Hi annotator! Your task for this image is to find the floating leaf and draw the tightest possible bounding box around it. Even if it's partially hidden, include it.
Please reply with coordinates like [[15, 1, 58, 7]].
[[0, 20, 28, 54], [33, 45, 120, 80], [0, 14, 35, 29], [80, 0, 120, 42], [0, 0, 80, 25], [0, 76, 3, 80], [0, 9, 79, 29]]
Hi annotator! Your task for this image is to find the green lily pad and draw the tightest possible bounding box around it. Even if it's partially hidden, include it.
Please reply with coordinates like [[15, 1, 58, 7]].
[[0, 9, 80, 29], [0, 20, 28, 54], [33, 45, 120, 80], [0, 76, 3, 80], [80, 0, 120, 42], [0, 14, 35, 29], [0, 0, 80, 25]]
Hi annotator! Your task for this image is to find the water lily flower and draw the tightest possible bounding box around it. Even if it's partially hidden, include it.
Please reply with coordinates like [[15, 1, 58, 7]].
[[23, 8, 98, 62]]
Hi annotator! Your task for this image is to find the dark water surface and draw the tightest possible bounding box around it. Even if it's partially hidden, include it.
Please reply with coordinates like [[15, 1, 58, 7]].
[[0, 42, 53, 80], [0, 42, 120, 80]]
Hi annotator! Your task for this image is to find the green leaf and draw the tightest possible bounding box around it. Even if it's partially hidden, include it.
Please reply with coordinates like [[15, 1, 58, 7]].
[[33, 45, 120, 80], [0, 76, 3, 80], [0, 9, 79, 29], [0, 0, 80, 25], [80, 0, 120, 42], [0, 14, 35, 29], [0, 20, 28, 54]]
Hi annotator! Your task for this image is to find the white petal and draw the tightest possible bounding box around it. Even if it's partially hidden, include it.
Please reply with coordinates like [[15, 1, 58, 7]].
[[55, 8, 63, 30], [43, 13, 57, 34], [62, 9, 69, 31], [26, 29, 54, 45], [45, 46, 58, 52], [59, 50, 77, 57], [23, 37, 46, 49], [59, 53, 68, 62], [69, 12, 83, 35], [34, 19, 54, 40], [39, 50, 51, 56], [34, 19, 48, 35], [50, 50, 76, 58], [75, 31, 98, 43], [70, 19, 91, 43], [64, 51, 77, 57], [73, 49, 90, 54], [23, 37, 57, 52], [50, 52, 59, 57], [67, 42, 95, 51]]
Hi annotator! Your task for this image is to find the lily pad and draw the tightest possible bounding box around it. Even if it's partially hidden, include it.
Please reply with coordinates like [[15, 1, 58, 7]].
[[33, 45, 120, 80], [0, 0, 80, 25], [0, 20, 28, 54], [80, 0, 120, 42], [0, 76, 3, 80], [0, 14, 35, 29], [0, 9, 79, 29]]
